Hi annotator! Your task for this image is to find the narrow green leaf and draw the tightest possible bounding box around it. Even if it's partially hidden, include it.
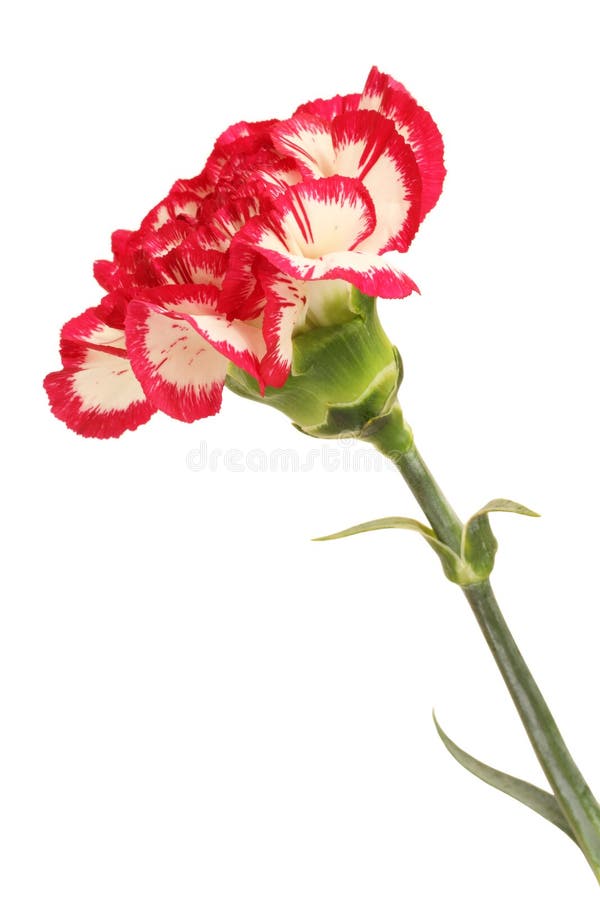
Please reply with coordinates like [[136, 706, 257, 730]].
[[313, 517, 471, 584], [433, 714, 575, 841], [313, 515, 436, 542]]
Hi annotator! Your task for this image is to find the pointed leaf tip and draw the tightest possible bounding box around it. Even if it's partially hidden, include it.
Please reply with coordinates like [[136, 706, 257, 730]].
[[433, 713, 575, 841], [477, 498, 540, 518]]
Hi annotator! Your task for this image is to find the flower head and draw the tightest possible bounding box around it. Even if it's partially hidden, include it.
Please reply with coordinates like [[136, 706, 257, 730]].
[[45, 67, 445, 438]]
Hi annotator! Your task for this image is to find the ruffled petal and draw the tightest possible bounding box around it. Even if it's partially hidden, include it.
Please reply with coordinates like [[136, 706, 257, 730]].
[[227, 177, 417, 300], [44, 307, 154, 439], [97, 290, 129, 330], [97, 223, 192, 293], [261, 248, 417, 298], [360, 66, 445, 219], [271, 114, 336, 179], [125, 289, 227, 422], [221, 176, 369, 309], [125, 284, 266, 422], [293, 93, 361, 120], [154, 244, 228, 289], [273, 110, 421, 252], [93, 258, 121, 292], [259, 271, 305, 387], [250, 176, 376, 257], [140, 191, 204, 232], [196, 197, 263, 251], [111, 229, 134, 263], [185, 313, 265, 382], [330, 110, 421, 252], [219, 238, 269, 321], [202, 119, 280, 187], [169, 170, 214, 200]]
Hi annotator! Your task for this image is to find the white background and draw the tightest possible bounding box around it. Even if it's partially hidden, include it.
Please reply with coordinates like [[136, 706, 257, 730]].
[[2, 0, 599, 896]]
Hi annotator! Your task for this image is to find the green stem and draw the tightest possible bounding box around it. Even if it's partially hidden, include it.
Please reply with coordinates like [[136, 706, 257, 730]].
[[464, 579, 600, 875], [367, 408, 462, 553], [367, 404, 600, 882]]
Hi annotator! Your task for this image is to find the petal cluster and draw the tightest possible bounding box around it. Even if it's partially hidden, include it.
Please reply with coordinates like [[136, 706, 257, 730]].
[[45, 67, 445, 437]]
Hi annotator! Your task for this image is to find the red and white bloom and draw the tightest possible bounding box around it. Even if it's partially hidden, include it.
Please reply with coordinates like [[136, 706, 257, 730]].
[[45, 67, 445, 438]]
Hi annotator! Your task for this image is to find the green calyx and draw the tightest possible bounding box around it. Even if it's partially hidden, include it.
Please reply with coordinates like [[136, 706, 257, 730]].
[[226, 288, 403, 439]]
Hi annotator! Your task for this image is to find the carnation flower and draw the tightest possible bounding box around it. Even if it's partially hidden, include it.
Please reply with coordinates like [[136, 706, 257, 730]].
[[44, 67, 445, 438], [44, 66, 600, 890]]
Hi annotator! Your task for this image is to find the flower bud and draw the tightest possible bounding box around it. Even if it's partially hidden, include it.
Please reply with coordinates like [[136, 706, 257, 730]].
[[226, 288, 403, 439]]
